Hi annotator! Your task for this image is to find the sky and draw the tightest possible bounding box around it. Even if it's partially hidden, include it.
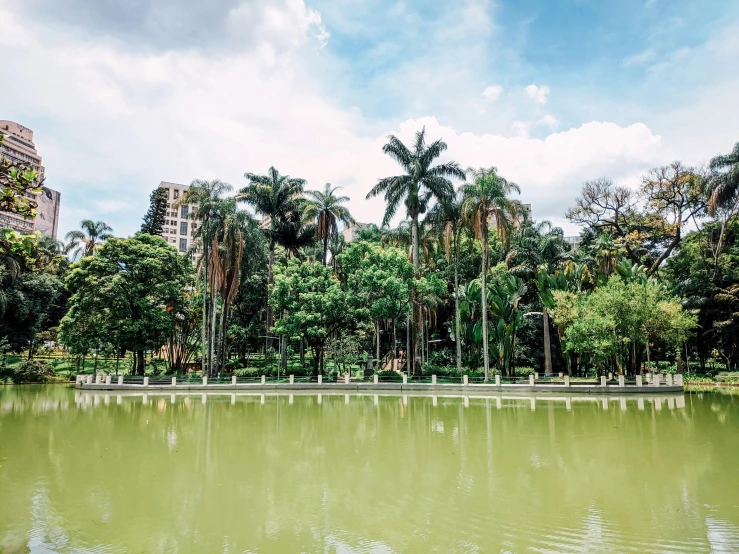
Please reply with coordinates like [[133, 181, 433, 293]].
[[1, 0, 738, 238]]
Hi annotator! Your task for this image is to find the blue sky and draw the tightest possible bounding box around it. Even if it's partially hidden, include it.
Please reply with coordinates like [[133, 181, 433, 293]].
[[1, 0, 738, 238]]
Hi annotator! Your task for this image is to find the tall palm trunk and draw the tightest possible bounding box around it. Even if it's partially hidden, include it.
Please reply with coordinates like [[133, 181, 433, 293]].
[[201, 248, 208, 376], [543, 308, 552, 375], [209, 281, 218, 376], [481, 230, 490, 382], [323, 234, 329, 266], [266, 237, 275, 354], [411, 213, 422, 375], [454, 243, 462, 374]]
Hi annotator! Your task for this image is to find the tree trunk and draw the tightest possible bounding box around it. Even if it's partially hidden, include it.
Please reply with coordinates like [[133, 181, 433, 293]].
[[376, 320, 380, 366], [454, 248, 462, 374], [323, 234, 329, 266], [136, 350, 145, 375], [209, 285, 217, 376], [201, 247, 208, 376], [543, 308, 552, 375], [266, 238, 275, 354], [411, 214, 422, 375], [481, 233, 490, 382], [645, 342, 651, 375]]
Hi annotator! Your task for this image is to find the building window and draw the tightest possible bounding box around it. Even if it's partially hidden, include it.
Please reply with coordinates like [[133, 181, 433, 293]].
[[180, 205, 189, 218], [179, 238, 187, 252], [173, 190, 180, 199], [180, 222, 188, 235]]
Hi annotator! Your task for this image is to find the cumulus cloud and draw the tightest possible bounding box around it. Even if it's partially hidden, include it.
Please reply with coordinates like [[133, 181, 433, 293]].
[[481, 85, 503, 103], [536, 114, 560, 129], [0, 3, 680, 238], [524, 84, 550, 104]]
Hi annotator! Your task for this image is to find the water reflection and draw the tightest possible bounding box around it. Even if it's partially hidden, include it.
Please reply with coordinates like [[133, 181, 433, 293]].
[[0, 385, 737, 553]]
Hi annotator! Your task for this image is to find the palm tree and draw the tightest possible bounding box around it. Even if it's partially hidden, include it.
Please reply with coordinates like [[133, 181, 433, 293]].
[[461, 167, 521, 381], [426, 190, 465, 373], [180, 179, 233, 376], [302, 183, 354, 265], [238, 167, 306, 352], [64, 220, 113, 259], [507, 220, 570, 374], [367, 128, 465, 373], [707, 143, 739, 264], [276, 209, 316, 259]]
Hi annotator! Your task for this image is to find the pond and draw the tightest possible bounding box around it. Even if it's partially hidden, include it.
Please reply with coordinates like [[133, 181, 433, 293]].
[[1, 386, 738, 553]]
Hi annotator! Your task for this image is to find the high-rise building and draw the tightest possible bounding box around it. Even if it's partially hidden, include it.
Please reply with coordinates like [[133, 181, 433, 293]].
[[0, 120, 61, 239], [341, 221, 373, 243], [156, 182, 200, 255]]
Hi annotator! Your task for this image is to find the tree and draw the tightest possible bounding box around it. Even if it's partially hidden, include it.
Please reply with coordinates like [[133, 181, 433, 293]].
[[302, 183, 355, 265], [271, 259, 356, 375], [60, 234, 194, 375], [426, 190, 466, 373], [64, 220, 114, 259], [238, 167, 306, 351], [366, 128, 465, 374], [567, 164, 705, 276], [461, 166, 521, 381], [141, 187, 168, 235], [339, 241, 415, 366], [0, 135, 41, 219], [180, 179, 233, 376], [706, 143, 739, 264], [507, 221, 570, 374]]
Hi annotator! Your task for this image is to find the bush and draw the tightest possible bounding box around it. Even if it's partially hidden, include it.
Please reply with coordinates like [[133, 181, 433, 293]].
[[12, 360, 56, 383], [375, 370, 403, 382]]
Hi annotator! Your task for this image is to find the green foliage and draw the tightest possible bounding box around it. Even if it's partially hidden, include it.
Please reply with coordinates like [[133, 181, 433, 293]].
[[0, 135, 41, 218], [10, 359, 56, 383], [141, 187, 168, 235], [60, 234, 194, 374], [272, 259, 358, 374], [563, 277, 696, 373]]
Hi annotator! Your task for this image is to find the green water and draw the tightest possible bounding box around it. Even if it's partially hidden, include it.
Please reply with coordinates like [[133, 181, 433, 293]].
[[1, 387, 738, 553]]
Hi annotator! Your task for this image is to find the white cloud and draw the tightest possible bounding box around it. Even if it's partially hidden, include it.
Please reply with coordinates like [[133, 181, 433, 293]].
[[524, 84, 550, 104], [536, 114, 560, 129], [3, 2, 727, 240], [481, 85, 503, 103], [511, 121, 532, 138]]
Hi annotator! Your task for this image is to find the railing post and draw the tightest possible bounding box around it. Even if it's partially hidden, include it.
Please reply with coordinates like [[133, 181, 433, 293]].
[[653, 374, 661, 386], [261, 375, 266, 385], [202, 376, 207, 386], [118, 375, 123, 386], [172, 376, 177, 386], [534, 372, 539, 380], [558, 372, 563, 378], [143, 376, 149, 387], [105, 375, 111, 385], [618, 375, 625, 387], [600, 376, 607, 387], [95, 374, 102, 384], [463, 375, 469, 386], [432, 374, 437, 385], [675, 374, 683, 386], [529, 374, 535, 386], [373, 374, 378, 385], [86, 375, 92, 384], [666, 373, 673, 386], [564, 375, 570, 387], [232, 375, 237, 386], [636, 375, 643, 387], [495, 374, 501, 386], [608, 372, 613, 381], [289, 374, 294, 385], [344, 374, 350, 385], [402, 374, 408, 385], [318, 375, 322, 385]]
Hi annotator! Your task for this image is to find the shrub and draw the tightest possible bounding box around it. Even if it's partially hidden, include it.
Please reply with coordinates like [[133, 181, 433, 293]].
[[12, 360, 56, 383], [375, 370, 403, 382]]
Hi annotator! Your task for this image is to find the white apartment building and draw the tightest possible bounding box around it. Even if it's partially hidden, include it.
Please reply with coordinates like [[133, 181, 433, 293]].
[[157, 182, 199, 254]]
